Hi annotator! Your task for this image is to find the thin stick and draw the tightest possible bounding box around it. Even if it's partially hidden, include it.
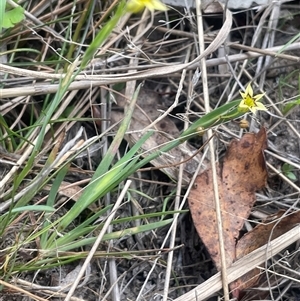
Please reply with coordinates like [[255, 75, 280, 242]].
[[142, 47, 191, 132], [64, 180, 132, 301], [195, 1, 230, 300], [1, 42, 299, 86], [0, 279, 48, 301], [163, 162, 184, 301], [173, 225, 300, 301], [135, 148, 209, 301]]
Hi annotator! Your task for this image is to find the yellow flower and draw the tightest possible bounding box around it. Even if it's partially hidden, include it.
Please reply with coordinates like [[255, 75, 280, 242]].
[[238, 83, 267, 114], [125, 0, 168, 13]]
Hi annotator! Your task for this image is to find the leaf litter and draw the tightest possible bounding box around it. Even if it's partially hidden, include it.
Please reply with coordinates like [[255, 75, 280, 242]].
[[231, 209, 300, 299], [187, 127, 300, 298], [110, 89, 209, 185], [188, 128, 268, 270], [1, 1, 300, 300]]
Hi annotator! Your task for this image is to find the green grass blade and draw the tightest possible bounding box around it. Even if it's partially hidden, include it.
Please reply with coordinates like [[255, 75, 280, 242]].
[[80, 0, 125, 68], [56, 84, 144, 232], [40, 163, 70, 248], [15, 60, 81, 190], [52, 219, 174, 252], [135, 99, 242, 171], [46, 205, 113, 249], [7, 205, 55, 213]]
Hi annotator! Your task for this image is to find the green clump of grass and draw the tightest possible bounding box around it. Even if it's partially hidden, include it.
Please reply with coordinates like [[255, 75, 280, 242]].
[[0, 0, 250, 283]]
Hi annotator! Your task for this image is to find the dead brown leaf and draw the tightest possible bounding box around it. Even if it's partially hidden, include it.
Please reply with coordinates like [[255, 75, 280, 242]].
[[188, 128, 268, 270], [231, 209, 300, 299]]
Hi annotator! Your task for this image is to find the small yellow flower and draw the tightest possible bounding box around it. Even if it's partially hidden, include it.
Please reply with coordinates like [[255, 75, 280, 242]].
[[125, 0, 168, 13], [238, 83, 267, 114]]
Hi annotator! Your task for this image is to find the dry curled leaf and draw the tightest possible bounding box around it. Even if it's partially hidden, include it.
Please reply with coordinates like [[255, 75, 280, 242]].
[[231, 209, 300, 299], [188, 128, 268, 270]]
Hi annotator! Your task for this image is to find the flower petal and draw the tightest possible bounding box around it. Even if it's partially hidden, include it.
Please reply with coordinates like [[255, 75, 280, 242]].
[[126, 0, 167, 13], [253, 93, 265, 102], [249, 106, 258, 114], [255, 101, 267, 111], [245, 83, 253, 97], [126, 0, 145, 13], [239, 91, 246, 99], [145, 0, 168, 11]]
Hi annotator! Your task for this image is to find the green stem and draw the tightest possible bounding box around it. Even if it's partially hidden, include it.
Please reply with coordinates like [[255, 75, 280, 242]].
[[134, 100, 243, 170], [80, 0, 125, 69], [64, 0, 92, 71]]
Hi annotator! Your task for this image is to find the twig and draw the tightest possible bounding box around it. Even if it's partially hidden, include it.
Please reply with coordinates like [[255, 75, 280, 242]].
[[142, 47, 191, 132], [266, 163, 300, 193], [0, 279, 48, 301], [135, 147, 209, 301], [163, 162, 184, 301], [195, 1, 230, 300], [64, 180, 132, 301], [173, 225, 300, 301]]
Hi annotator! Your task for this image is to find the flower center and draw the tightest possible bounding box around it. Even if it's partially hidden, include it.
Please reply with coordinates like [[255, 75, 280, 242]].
[[244, 95, 256, 107]]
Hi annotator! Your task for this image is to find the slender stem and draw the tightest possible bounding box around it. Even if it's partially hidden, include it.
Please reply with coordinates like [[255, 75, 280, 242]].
[[196, 0, 230, 299]]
